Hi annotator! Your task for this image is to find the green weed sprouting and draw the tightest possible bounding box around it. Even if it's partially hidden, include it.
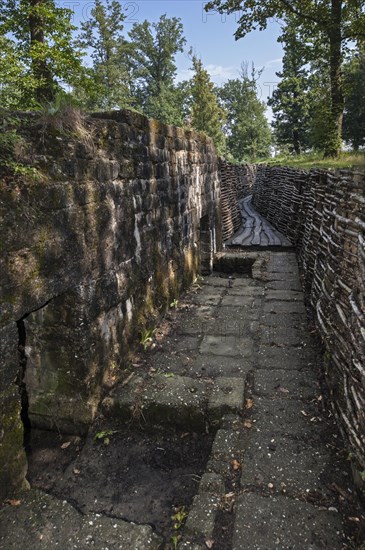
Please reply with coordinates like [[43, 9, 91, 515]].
[[140, 327, 156, 350]]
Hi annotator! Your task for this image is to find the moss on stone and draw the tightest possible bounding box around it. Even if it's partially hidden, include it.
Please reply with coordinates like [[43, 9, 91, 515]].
[[0, 387, 28, 500]]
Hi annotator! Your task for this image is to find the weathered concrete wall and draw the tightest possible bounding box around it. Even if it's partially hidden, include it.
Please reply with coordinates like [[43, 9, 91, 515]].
[[220, 162, 365, 477], [0, 110, 221, 499]]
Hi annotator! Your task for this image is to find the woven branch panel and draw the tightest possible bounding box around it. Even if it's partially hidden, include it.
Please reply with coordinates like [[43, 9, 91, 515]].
[[220, 162, 365, 469]]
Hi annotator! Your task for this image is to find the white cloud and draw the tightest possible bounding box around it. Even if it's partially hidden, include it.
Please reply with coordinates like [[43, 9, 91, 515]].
[[176, 64, 238, 84], [175, 68, 194, 82], [205, 64, 238, 82], [265, 58, 282, 67]]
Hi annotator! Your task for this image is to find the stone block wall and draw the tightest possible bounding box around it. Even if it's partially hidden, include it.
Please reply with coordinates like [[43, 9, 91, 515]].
[[220, 161, 365, 474], [0, 110, 221, 499]]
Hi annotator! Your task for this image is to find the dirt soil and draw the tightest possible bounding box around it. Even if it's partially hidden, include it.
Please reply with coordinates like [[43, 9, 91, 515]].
[[27, 423, 214, 543]]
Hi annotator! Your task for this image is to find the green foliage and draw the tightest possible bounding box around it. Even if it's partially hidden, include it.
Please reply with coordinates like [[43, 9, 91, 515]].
[[170, 299, 179, 308], [190, 56, 226, 154], [128, 15, 186, 124], [260, 151, 365, 170], [171, 506, 187, 530], [219, 64, 272, 161], [343, 50, 365, 150], [140, 327, 156, 350], [0, 115, 42, 180], [144, 84, 186, 126], [171, 535, 181, 550], [0, 0, 84, 106], [0, 129, 20, 162], [0, 36, 36, 109], [94, 429, 117, 446], [75, 0, 134, 110], [268, 23, 311, 155], [205, 0, 365, 157]]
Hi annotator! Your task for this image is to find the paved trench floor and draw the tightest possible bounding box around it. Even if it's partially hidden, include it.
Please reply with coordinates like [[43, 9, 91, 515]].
[[1, 251, 364, 549]]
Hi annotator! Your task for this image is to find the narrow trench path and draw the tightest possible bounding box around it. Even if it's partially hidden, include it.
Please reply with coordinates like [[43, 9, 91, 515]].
[[0, 251, 362, 549], [225, 196, 293, 248], [175, 251, 358, 549]]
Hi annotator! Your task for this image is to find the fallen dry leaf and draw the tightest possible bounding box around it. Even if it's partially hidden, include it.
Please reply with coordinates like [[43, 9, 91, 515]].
[[300, 410, 309, 417], [348, 517, 360, 522], [205, 539, 214, 549], [6, 499, 21, 506], [243, 420, 253, 429], [268, 483, 274, 489], [278, 387, 289, 394], [231, 459, 241, 471], [73, 468, 81, 475], [246, 398, 254, 409], [180, 432, 190, 439], [61, 441, 71, 449]]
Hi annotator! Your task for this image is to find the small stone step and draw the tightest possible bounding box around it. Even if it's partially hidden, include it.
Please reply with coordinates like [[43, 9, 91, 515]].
[[0, 489, 162, 550], [232, 492, 344, 550], [102, 375, 245, 430]]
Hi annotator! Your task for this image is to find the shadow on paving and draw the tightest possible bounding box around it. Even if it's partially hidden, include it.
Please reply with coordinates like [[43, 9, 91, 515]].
[[1, 251, 364, 549]]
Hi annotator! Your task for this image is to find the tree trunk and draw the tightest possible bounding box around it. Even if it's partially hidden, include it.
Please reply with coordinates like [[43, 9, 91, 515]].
[[292, 129, 301, 155], [325, 0, 344, 158], [29, 0, 55, 103]]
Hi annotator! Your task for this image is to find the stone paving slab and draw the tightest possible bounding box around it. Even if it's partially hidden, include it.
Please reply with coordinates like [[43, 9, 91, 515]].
[[265, 289, 304, 301], [207, 428, 244, 476], [0, 489, 162, 550], [266, 279, 302, 291], [220, 294, 258, 307], [179, 317, 252, 338], [263, 300, 306, 314], [256, 345, 317, 370], [189, 354, 252, 378], [259, 324, 310, 347], [260, 312, 306, 328], [240, 430, 332, 492], [218, 305, 261, 322], [166, 335, 202, 353], [184, 493, 220, 538], [140, 349, 198, 376], [200, 335, 254, 358], [201, 276, 230, 287], [190, 286, 226, 306], [251, 397, 319, 435], [227, 286, 265, 297], [231, 278, 264, 288], [208, 377, 245, 420], [232, 493, 344, 550], [254, 368, 320, 400], [267, 262, 300, 276]]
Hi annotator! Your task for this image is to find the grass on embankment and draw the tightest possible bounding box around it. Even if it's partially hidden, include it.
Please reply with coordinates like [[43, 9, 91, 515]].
[[258, 151, 365, 170]]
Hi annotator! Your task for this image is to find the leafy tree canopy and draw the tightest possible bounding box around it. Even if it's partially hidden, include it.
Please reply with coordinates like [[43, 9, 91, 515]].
[[190, 56, 226, 154], [76, 0, 133, 110], [0, 0, 84, 105], [127, 14, 186, 122], [219, 64, 272, 160], [205, 0, 365, 157]]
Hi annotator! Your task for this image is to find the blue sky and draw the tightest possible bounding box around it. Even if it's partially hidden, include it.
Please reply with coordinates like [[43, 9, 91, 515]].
[[64, 0, 284, 114]]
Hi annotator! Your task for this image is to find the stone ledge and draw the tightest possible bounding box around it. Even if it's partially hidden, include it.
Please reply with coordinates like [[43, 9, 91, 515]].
[[102, 375, 245, 430]]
